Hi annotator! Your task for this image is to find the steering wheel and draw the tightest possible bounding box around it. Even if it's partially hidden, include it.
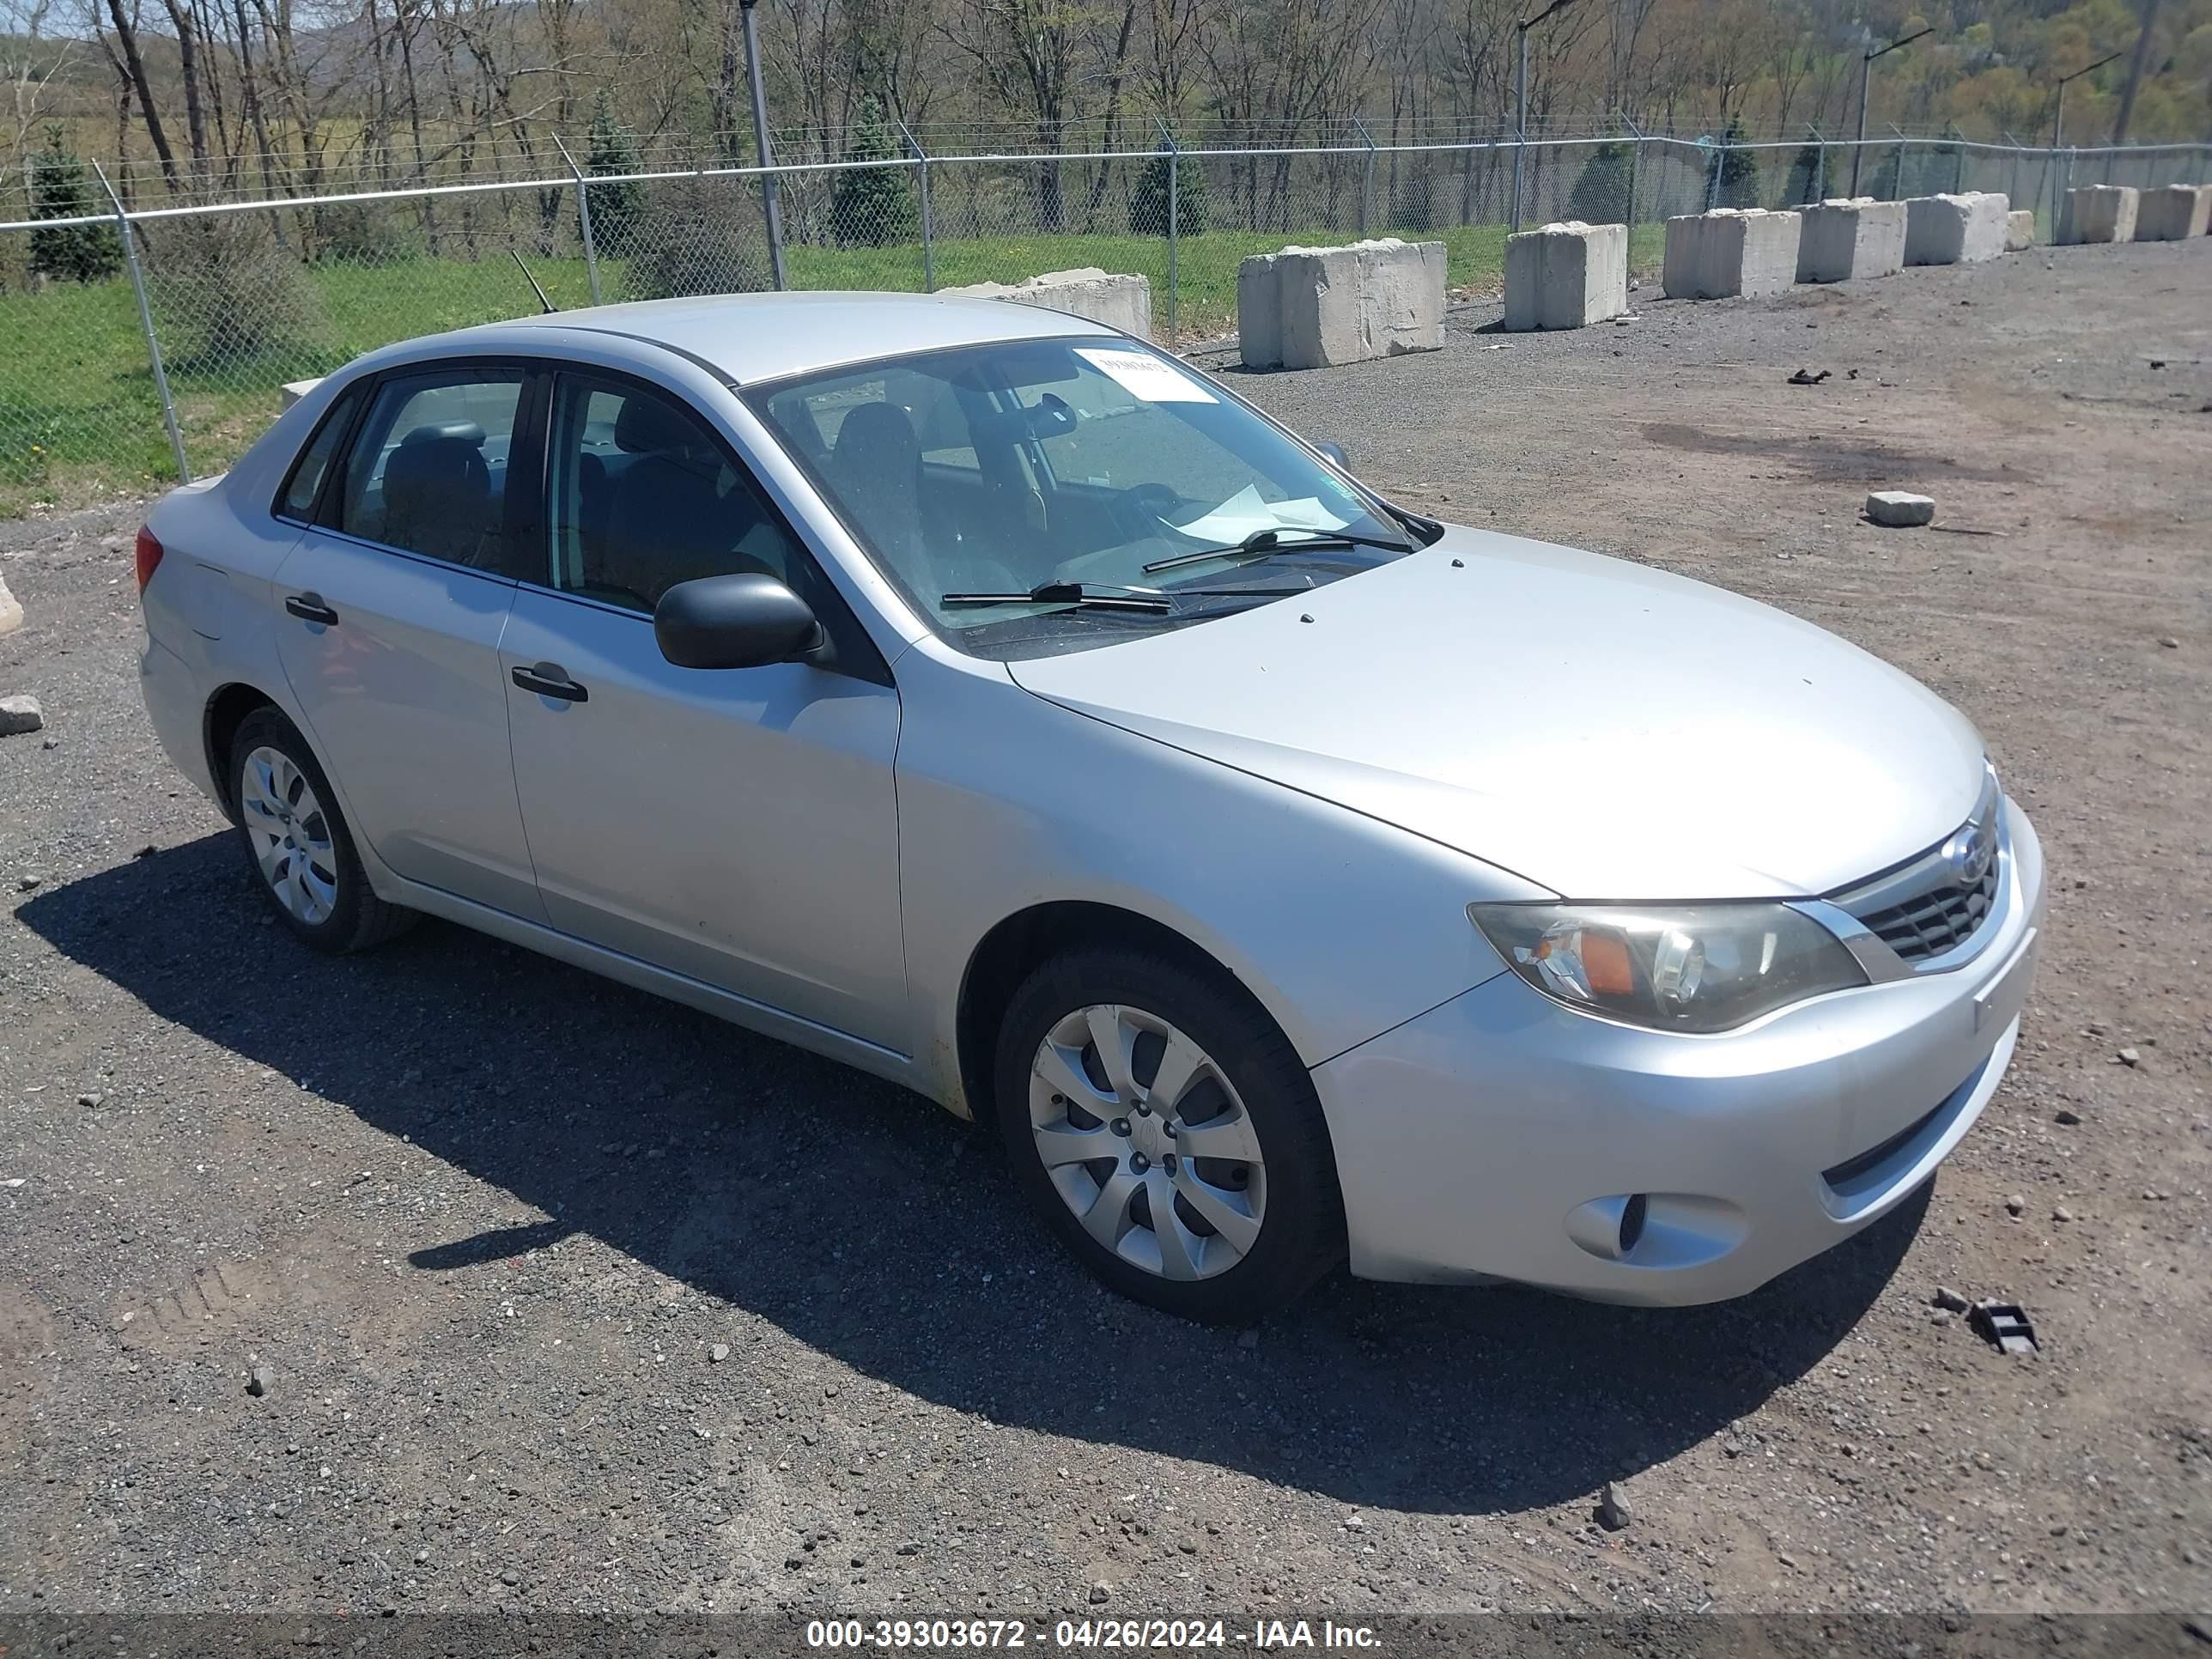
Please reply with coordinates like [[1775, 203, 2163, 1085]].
[[1117, 481, 1187, 542]]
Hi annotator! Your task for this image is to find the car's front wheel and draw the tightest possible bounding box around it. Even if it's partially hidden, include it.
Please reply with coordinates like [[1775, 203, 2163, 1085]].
[[228, 707, 415, 953], [994, 946, 1344, 1323]]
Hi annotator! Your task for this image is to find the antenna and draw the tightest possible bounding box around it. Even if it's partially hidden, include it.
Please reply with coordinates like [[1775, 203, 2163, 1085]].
[[510, 251, 556, 314]]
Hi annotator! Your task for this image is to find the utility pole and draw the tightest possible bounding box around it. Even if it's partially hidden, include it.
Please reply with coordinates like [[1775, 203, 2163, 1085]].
[[2111, 0, 2160, 146], [738, 0, 787, 289], [1512, 0, 1586, 234], [1850, 25, 1934, 196]]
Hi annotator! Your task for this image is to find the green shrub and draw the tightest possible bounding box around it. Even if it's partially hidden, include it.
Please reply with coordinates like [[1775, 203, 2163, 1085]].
[[830, 95, 918, 246], [1567, 142, 1632, 223], [152, 213, 327, 372], [585, 90, 647, 255], [1705, 115, 1763, 209], [1784, 141, 1826, 204], [28, 129, 123, 285], [623, 179, 771, 299], [1129, 150, 1209, 235]]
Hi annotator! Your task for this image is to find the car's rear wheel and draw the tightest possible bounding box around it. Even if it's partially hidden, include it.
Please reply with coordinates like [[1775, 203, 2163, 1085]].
[[994, 946, 1343, 1323], [228, 707, 415, 953]]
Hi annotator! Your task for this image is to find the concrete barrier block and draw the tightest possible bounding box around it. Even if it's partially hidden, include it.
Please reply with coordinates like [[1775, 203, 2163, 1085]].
[[279, 378, 323, 411], [1662, 213, 1705, 300], [2135, 184, 2212, 241], [1236, 254, 1285, 370], [1796, 198, 1906, 283], [2005, 209, 2036, 251], [1504, 221, 1628, 330], [0, 572, 21, 638], [1237, 238, 1445, 368], [2059, 185, 2137, 245], [1666, 210, 1801, 299], [941, 266, 1153, 339], [1709, 208, 1802, 297], [1905, 191, 2008, 264], [1353, 238, 1448, 356]]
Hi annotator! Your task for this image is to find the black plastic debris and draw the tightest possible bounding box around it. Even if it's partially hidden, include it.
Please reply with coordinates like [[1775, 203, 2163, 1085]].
[[1968, 1299, 2039, 1356], [1787, 368, 1832, 386]]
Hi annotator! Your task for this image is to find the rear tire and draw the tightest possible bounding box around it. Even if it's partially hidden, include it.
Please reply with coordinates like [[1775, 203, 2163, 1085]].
[[228, 707, 416, 954], [994, 946, 1344, 1324]]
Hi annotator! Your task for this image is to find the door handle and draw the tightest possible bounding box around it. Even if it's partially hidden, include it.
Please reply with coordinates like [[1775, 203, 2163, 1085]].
[[512, 661, 588, 703], [284, 592, 339, 626]]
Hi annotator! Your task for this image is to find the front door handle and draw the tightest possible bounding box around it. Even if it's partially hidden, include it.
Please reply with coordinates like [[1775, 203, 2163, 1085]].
[[512, 661, 588, 703], [284, 592, 339, 626]]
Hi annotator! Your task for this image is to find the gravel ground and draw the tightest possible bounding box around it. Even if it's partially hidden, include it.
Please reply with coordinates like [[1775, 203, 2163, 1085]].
[[2, 239, 2208, 1632]]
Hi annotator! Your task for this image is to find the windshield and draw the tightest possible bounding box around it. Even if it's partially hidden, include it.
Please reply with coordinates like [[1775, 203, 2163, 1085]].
[[747, 337, 1413, 659]]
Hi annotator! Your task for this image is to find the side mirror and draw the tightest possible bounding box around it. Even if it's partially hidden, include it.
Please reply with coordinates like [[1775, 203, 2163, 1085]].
[[654, 573, 822, 670], [1314, 441, 1352, 471]]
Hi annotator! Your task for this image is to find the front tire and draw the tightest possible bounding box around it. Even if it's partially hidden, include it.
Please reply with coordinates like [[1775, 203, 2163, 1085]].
[[994, 946, 1344, 1323], [228, 708, 415, 953]]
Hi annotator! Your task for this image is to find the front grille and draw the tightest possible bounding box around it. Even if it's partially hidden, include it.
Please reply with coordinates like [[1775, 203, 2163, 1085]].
[[1850, 857, 1999, 961], [1830, 774, 2005, 964]]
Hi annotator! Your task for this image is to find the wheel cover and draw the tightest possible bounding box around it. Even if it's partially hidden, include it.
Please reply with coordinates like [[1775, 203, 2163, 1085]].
[[239, 744, 339, 927], [1028, 1003, 1267, 1282]]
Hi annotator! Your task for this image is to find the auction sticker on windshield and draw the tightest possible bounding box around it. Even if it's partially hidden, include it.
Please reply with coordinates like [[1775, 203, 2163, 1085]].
[[1073, 347, 1218, 404]]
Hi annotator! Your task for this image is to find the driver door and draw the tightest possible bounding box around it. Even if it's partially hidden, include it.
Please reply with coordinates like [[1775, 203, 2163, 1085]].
[[501, 369, 908, 1052]]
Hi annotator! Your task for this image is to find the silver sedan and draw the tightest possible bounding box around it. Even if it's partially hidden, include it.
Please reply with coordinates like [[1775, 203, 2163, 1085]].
[[134, 293, 2044, 1322]]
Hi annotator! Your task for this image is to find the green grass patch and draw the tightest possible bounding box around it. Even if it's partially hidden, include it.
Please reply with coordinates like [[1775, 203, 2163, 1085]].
[[0, 226, 1668, 516]]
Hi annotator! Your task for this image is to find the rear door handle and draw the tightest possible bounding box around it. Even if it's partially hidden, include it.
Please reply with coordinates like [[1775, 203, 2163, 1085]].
[[512, 661, 588, 703], [284, 592, 338, 626]]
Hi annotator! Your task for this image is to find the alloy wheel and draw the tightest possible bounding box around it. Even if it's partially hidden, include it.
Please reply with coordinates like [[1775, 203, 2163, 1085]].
[[239, 744, 339, 927], [1028, 1003, 1266, 1281]]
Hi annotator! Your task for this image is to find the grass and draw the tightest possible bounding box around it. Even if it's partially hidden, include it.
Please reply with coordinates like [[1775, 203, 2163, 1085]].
[[0, 223, 1668, 517]]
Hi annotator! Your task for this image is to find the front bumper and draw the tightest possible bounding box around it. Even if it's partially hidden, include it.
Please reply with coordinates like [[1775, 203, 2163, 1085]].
[[1314, 798, 2045, 1304]]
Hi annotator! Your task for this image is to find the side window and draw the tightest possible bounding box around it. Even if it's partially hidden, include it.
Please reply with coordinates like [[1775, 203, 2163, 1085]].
[[334, 369, 526, 572], [276, 386, 362, 523], [543, 374, 801, 613]]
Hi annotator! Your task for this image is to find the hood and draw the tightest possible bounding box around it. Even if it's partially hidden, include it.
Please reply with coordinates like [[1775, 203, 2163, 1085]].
[[1009, 529, 1986, 899]]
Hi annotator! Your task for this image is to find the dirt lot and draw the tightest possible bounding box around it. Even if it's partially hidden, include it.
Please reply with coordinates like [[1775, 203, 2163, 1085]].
[[2, 240, 2208, 1632]]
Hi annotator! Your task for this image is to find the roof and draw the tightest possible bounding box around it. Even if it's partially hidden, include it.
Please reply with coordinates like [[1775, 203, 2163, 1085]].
[[478, 289, 1121, 385]]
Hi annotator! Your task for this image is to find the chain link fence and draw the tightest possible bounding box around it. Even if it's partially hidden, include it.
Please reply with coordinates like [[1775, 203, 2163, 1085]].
[[3, 131, 2208, 515]]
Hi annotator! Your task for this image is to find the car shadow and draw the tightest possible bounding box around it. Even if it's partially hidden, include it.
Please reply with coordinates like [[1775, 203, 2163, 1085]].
[[19, 836, 1923, 1516]]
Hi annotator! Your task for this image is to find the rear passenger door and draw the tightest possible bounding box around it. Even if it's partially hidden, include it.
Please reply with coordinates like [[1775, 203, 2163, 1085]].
[[270, 362, 546, 920]]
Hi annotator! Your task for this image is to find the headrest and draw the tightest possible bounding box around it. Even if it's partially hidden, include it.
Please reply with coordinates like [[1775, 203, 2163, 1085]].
[[833, 402, 919, 467], [614, 395, 704, 457], [398, 420, 485, 448]]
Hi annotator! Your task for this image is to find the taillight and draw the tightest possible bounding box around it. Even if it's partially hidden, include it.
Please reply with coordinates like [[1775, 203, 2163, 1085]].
[[134, 525, 164, 592]]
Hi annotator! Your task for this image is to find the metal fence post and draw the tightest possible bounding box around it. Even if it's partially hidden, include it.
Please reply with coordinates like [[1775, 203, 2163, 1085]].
[[896, 118, 933, 292], [1156, 118, 1179, 344], [94, 161, 188, 486], [551, 135, 603, 306], [1354, 116, 1376, 234], [1620, 112, 1645, 231], [1887, 125, 1910, 198], [1705, 136, 1723, 210]]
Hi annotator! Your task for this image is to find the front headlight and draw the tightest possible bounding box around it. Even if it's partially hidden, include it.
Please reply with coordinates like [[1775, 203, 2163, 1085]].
[[1466, 902, 1869, 1033]]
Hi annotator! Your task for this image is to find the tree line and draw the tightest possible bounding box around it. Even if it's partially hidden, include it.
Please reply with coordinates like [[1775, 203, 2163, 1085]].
[[3, 0, 2207, 221]]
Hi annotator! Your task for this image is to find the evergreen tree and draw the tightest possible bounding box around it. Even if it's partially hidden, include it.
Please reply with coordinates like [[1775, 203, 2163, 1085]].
[[585, 91, 646, 255], [1566, 142, 1632, 224], [1704, 115, 1763, 209], [1784, 139, 1826, 204], [1129, 147, 1207, 235], [28, 128, 123, 284], [830, 95, 917, 246]]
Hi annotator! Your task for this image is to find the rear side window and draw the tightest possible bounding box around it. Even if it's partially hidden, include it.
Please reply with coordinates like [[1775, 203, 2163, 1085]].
[[334, 370, 527, 573], [276, 387, 362, 523]]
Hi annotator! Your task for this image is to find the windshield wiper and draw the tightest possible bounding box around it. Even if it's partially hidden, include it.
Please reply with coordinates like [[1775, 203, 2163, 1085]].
[[1141, 524, 1413, 575], [939, 580, 1172, 613]]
